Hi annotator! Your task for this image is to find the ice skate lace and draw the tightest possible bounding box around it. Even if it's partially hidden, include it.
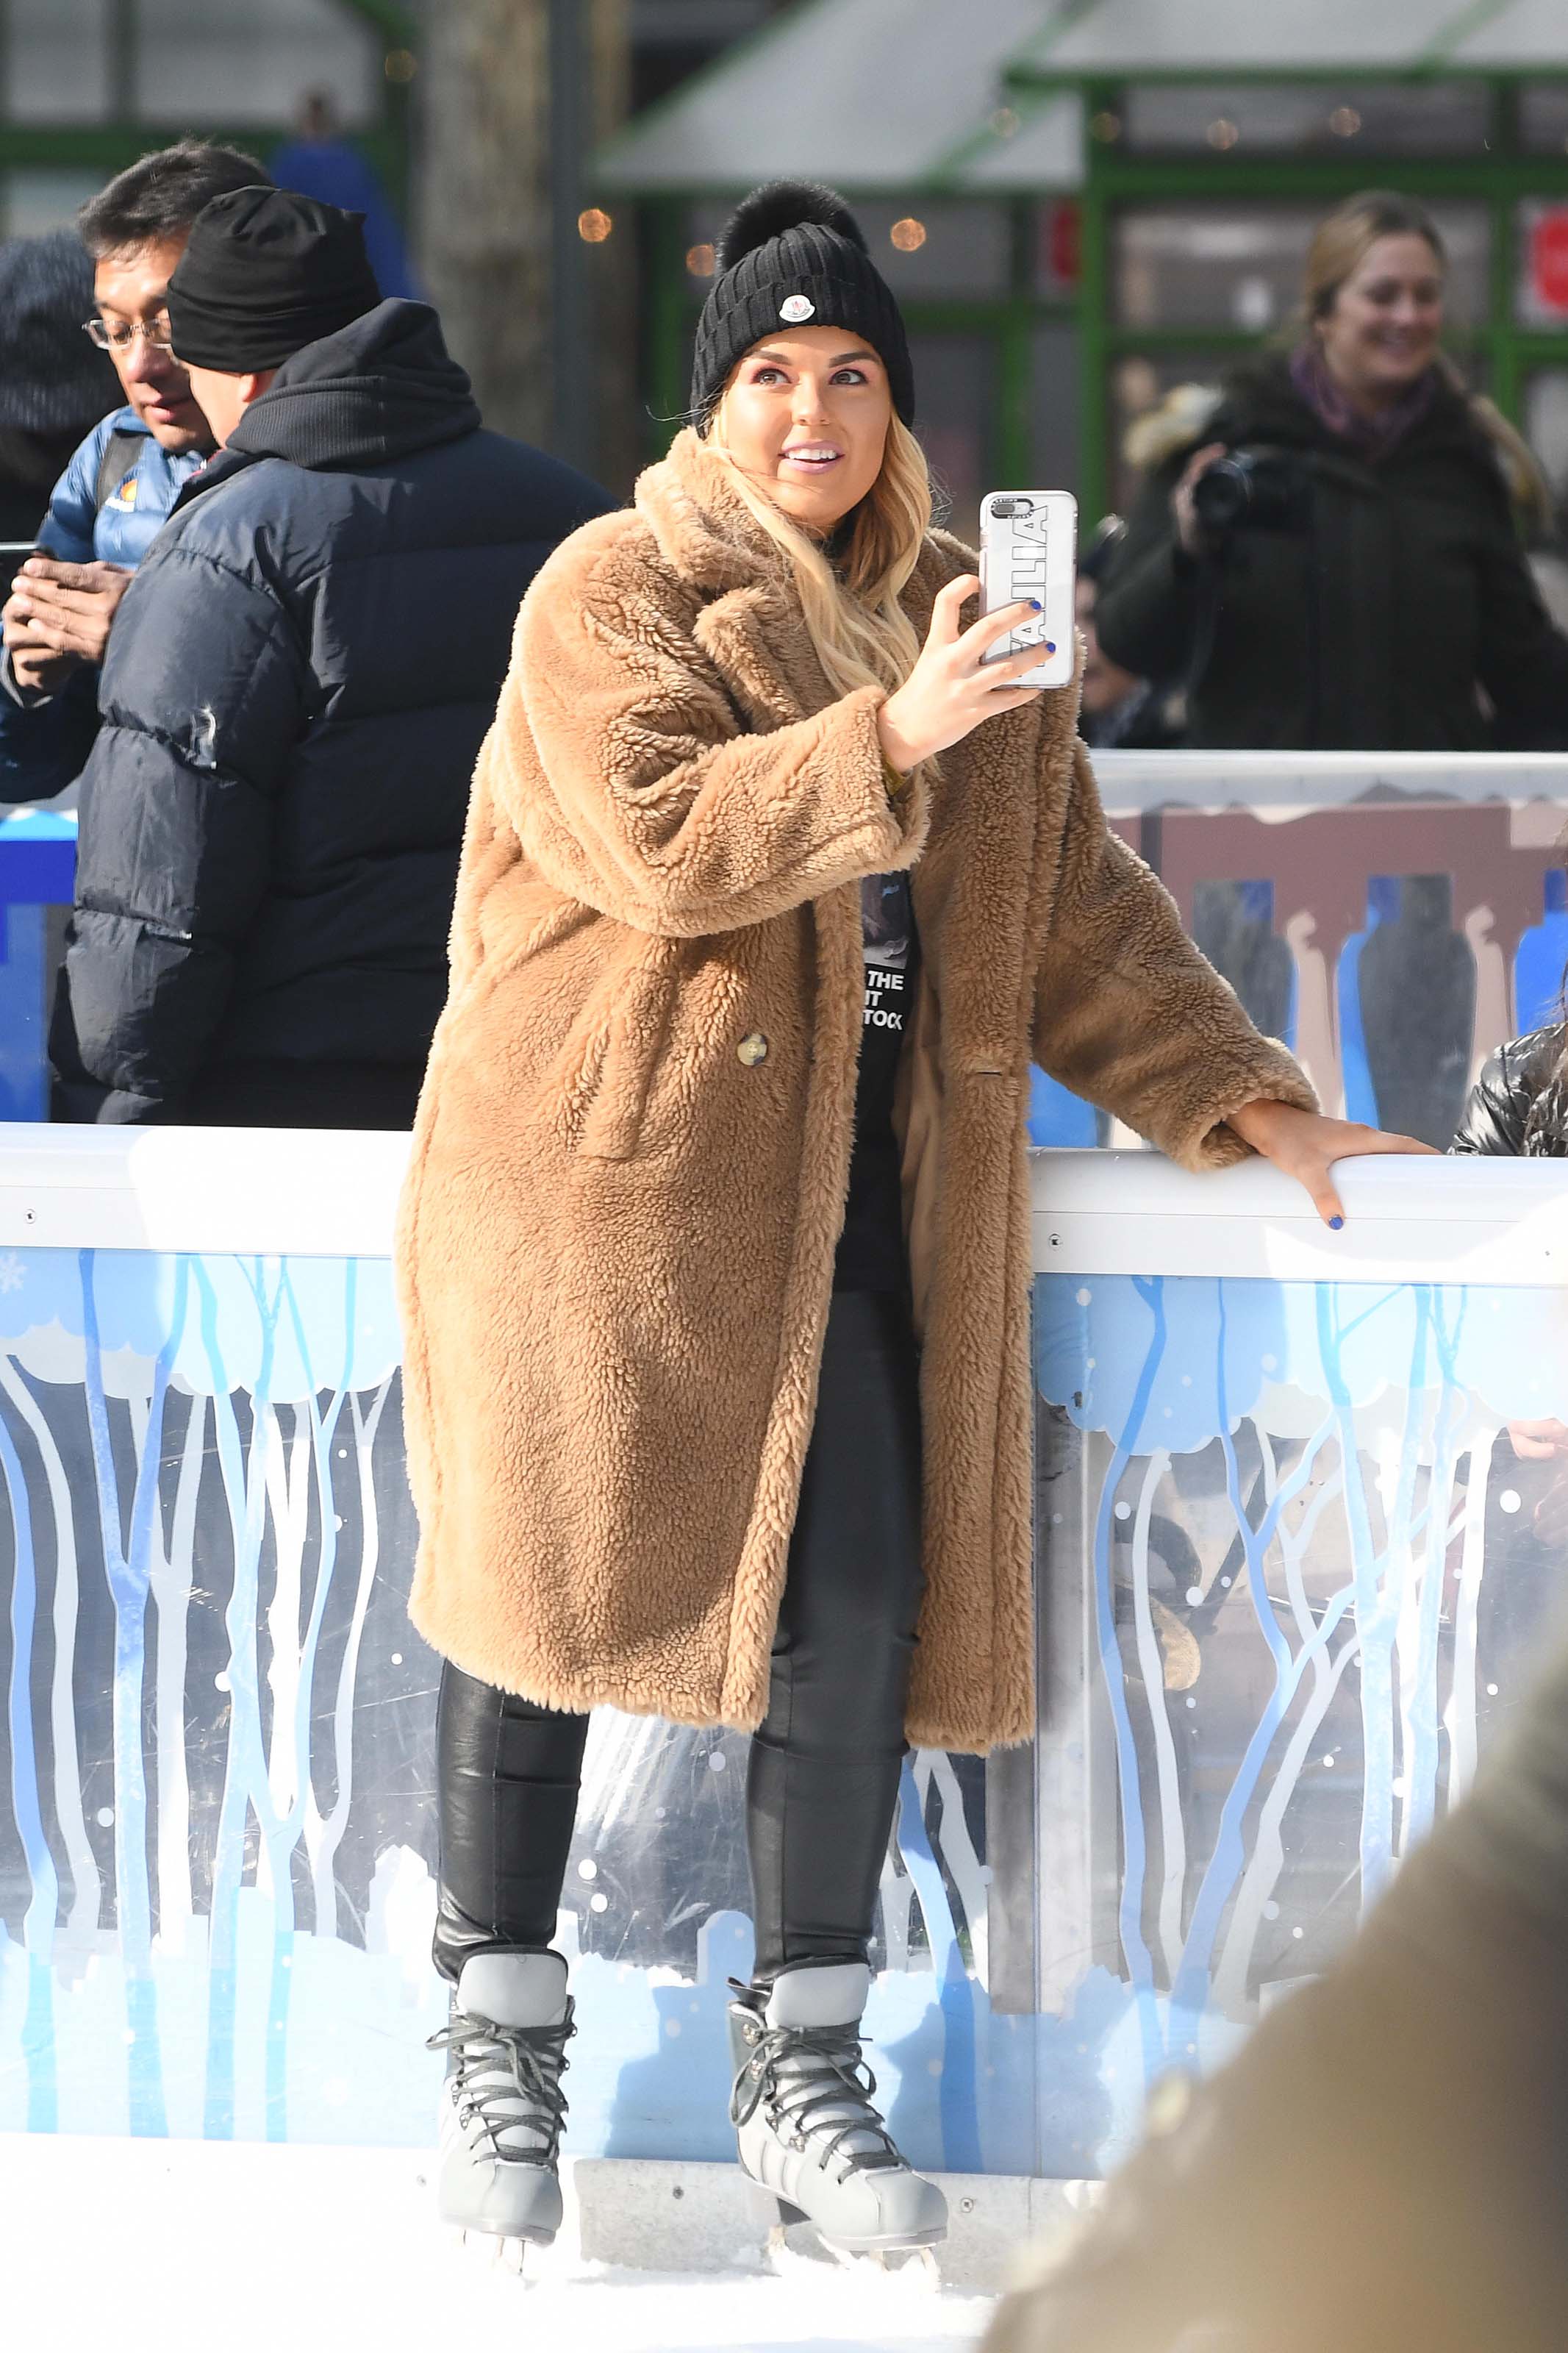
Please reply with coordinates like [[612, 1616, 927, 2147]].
[[729, 2016, 903, 2180], [427, 2001, 574, 2167]]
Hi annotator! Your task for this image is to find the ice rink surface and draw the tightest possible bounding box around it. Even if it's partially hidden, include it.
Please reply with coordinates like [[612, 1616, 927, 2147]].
[[1, 2135, 998, 2353]]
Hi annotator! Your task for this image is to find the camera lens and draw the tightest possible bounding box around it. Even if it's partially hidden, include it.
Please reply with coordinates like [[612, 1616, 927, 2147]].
[[1190, 458, 1249, 535]]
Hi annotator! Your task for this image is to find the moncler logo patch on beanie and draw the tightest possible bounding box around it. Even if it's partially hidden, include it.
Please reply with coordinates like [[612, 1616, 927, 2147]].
[[690, 181, 914, 427]]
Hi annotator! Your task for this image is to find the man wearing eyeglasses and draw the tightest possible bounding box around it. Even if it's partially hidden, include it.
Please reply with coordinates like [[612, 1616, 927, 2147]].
[[0, 140, 271, 801]]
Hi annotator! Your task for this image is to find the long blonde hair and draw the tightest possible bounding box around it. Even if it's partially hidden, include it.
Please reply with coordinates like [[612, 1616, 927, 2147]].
[[704, 398, 933, 701], [1300, 189, 1552, 530]]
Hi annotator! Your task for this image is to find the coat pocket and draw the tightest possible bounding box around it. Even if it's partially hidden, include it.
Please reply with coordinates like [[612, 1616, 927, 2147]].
[[562, 951, 679, 1163]]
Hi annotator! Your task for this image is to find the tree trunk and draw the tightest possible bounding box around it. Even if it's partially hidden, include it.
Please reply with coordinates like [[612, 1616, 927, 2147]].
[[587, 0, 638, 495], [417, 0, 633, 488]]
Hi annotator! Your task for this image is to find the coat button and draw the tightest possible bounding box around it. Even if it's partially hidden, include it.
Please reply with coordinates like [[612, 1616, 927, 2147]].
[[737, 1031, 769, 1066]]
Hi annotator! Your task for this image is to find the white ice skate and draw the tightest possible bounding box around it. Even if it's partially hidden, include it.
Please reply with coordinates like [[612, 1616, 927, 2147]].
[[429, 1949, 573, 2259], [728, 1961, 948, 2266]]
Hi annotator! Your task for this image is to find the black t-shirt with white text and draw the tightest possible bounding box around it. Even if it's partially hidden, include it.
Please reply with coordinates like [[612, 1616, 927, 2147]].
[[834, 871, 920, 1293]]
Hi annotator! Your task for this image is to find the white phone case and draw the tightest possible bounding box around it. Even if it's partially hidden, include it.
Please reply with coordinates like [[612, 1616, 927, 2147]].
[[978, 490, 1078, 690]]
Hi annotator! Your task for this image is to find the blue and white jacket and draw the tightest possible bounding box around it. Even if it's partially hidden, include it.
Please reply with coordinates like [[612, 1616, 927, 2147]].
[[0, 407, 204, 801]]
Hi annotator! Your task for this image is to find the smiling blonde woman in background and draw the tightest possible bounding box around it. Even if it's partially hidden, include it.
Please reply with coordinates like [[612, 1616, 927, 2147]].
[[1096, 188, 1568, 751], [395, 181, 1423, 2265]]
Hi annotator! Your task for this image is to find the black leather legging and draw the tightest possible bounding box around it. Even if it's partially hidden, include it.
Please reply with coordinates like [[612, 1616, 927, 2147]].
[[432, 1288, 924, 1989]]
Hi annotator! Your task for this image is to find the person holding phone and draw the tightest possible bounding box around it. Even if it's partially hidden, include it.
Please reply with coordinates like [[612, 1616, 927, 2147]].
[[396, 179, 1429, 2265], [0, 140, 272, 806]]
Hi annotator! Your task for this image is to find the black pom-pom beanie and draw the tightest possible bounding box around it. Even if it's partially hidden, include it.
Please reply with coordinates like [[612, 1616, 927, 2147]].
[[691, 180, 914, 428]]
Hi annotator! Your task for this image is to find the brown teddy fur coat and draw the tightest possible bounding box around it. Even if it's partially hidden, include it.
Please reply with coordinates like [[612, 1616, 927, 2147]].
[[395, 427, 1312, 1753]]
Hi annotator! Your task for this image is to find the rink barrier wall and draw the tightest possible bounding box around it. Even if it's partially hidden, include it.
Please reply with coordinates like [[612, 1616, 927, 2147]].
[[1, 1131, 1567, 2185]]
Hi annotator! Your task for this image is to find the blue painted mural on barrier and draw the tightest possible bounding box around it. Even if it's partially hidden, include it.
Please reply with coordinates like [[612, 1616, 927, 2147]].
[[0, 1244, 1020, 2170], [1030, 1264, 1568, 2165], [1, 1243, 1563, 2177]]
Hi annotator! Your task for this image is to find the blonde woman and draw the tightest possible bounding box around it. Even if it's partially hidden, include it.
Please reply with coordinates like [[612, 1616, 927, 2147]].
[[1096, 188, 1568, 751], [395, 182, 1420, 2260]]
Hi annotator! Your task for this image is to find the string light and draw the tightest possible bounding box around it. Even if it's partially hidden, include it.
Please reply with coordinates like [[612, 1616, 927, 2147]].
[[1328, 106, 1362, 138], [1206, 118, 1240, 151], [685, 243, 716, 277], [577, 209, 613, 244], [1089, 110, 1123, 143], [889, 218, 928, 253], [384, 49, 417, 82]]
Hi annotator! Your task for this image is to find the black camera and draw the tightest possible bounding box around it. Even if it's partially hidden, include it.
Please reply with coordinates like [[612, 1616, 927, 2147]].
[[1189, 448, 1305, 539]]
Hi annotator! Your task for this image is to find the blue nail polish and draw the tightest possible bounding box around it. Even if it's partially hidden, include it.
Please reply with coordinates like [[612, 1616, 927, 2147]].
[[1030, 599, 1042, 610], [1328, 1215, 1344, 1231]]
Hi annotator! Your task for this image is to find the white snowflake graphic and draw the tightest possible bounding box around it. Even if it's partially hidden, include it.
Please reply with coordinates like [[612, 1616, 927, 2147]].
[[0, 1252, 24, 1295]]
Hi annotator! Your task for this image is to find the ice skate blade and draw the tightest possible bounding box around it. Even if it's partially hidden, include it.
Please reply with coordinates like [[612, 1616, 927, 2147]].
[[745, 2179, 809, 2231], [450, 2221, 556, 2270], [821, 2226, 948, 2257], [828, 2240, 943, 2279]]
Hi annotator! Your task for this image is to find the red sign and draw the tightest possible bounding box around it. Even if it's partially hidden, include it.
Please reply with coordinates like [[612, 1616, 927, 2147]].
[[1046, 200, 1081, 291], [1531, 209, 1568, 317]]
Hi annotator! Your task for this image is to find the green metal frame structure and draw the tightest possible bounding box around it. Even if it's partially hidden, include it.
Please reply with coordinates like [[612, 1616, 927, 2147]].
[[998, 43, 1568, 521], [0, 0, 415, 215]]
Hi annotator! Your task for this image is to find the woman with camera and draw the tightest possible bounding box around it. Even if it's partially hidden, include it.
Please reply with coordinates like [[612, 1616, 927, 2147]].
[[1095, 190, 1568, 751]]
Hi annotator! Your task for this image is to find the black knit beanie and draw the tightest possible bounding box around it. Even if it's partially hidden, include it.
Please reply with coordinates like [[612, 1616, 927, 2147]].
[[165, 186, 381, 372], [691, 182, 914, 428]]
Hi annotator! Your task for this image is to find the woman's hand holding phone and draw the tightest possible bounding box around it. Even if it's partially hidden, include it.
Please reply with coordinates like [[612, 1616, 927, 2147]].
[[877, 576, 1045, 773]]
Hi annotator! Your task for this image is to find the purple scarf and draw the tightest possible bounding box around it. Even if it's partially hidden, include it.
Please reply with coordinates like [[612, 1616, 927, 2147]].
[[1289, 343, 1437, 463]]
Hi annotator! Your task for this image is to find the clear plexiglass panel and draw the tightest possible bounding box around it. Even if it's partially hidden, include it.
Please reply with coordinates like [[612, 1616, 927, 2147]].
[[1113, 201, 1487, 335], [4, 0, 112, 122], [1122, 79, 1492, 156], [1033, 1265, 1568, 2171], [0, 1245, 1027, 2174], [132, 0, 379, 127], [4, 1232, 1567, 2182]]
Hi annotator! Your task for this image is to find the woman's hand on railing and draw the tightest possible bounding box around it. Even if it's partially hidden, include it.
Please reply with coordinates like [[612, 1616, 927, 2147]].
[[1225, 1099, 1439, 1227], [876, 576, 1047, 773]]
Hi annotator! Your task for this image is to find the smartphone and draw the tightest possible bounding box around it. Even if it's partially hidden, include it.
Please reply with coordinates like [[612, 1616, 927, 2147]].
[[978, 490, 1078, 690]]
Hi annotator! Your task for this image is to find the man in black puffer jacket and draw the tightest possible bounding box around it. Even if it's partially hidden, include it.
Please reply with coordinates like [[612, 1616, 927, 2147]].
[[50, 186, 609, 1126]]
